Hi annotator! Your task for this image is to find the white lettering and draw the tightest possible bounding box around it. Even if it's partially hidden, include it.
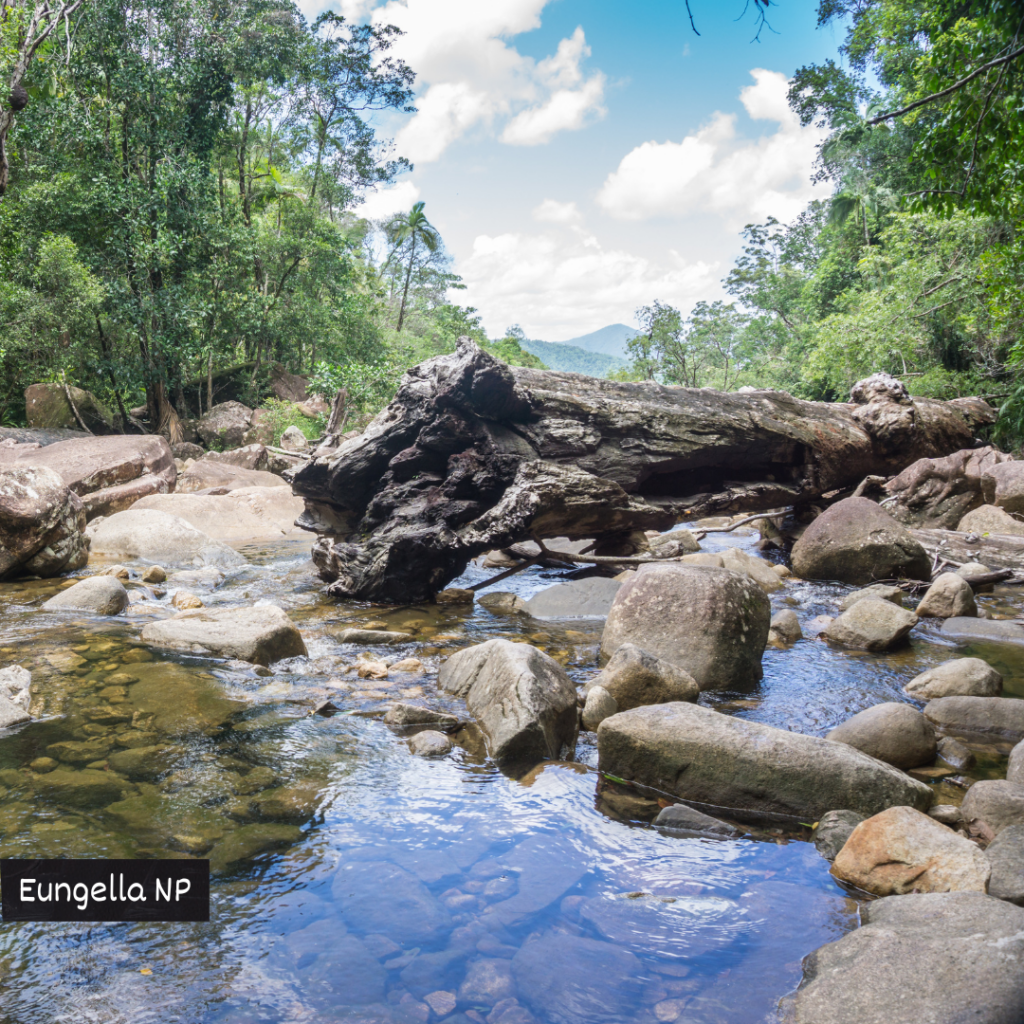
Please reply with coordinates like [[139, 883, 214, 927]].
[[175, 878, 191, 901], [127, 883, 145, 902], [155, 878, 172, 902], [73, 883, 88, 910], [20, 879, 34, 901], [91, 882, 106, 902]]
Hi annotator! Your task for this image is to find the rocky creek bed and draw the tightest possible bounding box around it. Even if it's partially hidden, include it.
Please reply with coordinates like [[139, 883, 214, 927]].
[[0, 520, 1022, 1024]]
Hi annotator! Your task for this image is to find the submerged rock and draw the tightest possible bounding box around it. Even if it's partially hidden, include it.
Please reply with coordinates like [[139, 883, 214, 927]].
[[408, 731, 453, 757], [826, 703, 936, 769], [905, 657, 1002, 699], [793, 892, 1024, 1024], [597, 702, 932, 820], [960, 780, 1024, 836], [141, 605, 307, 666], [208, 823, 303, 873], [923, 695, 1024, 744], [33, 769, 131, 808], [832, 805, 990, 895], [600, 563, 770, 690], [985, 824, 1024, 905], [653, 803, 740, 837], [915, 572, 977, 618], [937, 735, 975, 769], [812, 810, 865, 861], [440, 639, 577, 768], [791, 497, 930, 585], [43, 575, 128, 615], [823, 598, 918, 651]]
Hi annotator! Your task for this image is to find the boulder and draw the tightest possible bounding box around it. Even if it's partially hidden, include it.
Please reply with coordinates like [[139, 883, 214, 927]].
[[438, 639, 578, 768], [793, 892, 1024, 1024], [1009, 739, 1024, 786], [269, 362, 310, 403], [823, 598, 918, 651], [958, 503, 1024, 537], [937, 735, 975, 769], [0, 434, 175, 520], [175, 458, 287, 494], [0, 465, 87, 579], [279, 425, 309, 452], [838, 583, 904, 611], [131, 488, 305, 544], [985, 824, 1024, 905], [171, 442, 204, 461], [915, 572, 977, 618], [24, 382, 115, 434], [333, 628, 411, 645], [585, 643, 698, 713], [478, 591, 527, 614], [826, 703, 936, 769], [383, 704, 459, 730], [768, 609, 802, 643], [981, 460, 1024, 515], [200, 444, 268, 471], [0, 665, 31, 712], [960, 780, 1024, 836], [599, 563, 770, 691], [581, 686, 618, 732], [196, 401, 253, 449], [653, 803, 740, 837], [884, 446, 1013, 529], [597, 702, 932, 820], [941, 616, 1024, 646], [87, 509, 245, 567], [791, 497, 931, 584], [408, 731, 453, 756], [718, 547, 782, 592], [43, 576, 129, 616], [832, 805, 990, 895], [648, 529, 699, 557], [923, 696, 1024, 745], [141, 605, 307, 666], [521, 577, 622, 619], [904, 657, 1002, 699], [812, 810, 865, 861]]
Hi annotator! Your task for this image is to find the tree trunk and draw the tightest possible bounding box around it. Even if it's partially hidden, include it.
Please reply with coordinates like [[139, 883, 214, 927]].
[[291, 340, 992, 603], [396, 237, 416, 332]]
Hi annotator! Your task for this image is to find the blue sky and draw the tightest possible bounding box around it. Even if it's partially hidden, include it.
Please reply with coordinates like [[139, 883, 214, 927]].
[[300, 0, 847, 340]]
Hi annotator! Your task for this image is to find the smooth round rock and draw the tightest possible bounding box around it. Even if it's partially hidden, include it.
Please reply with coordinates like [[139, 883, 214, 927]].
[[43, 576, 129, 616], [905, 658, 1002, 699], [827, 703, 936, 769], [408, 731, 453, 757]]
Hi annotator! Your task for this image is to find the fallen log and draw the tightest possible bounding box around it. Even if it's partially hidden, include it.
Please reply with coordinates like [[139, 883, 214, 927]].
[[911, 528, 1024, 573], [291, 341, 993, 602]]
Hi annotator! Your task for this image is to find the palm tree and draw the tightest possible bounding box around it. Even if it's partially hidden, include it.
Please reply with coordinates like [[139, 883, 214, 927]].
[[386, 202, 440, 332]]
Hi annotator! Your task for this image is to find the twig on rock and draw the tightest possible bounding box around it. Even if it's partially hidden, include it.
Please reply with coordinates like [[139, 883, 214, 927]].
[[692, 507, 793, 540]]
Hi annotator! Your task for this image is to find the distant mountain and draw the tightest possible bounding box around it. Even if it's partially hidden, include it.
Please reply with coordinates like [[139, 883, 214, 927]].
[[520, 338, 626, 377], [558, 323, 640, 360]]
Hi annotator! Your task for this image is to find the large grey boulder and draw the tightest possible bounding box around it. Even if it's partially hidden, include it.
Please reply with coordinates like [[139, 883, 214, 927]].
[[982, 461, 1024, 515], [791, 497, 931, 585], [823, 598, 918, 651], [585, 643, 698, 712], [905, 657, 1002, 699], [923, 696, 1024, 744], [87, 509, 245, 567], [196, 401, 253, 449], [985, 824, 1024, 905], [831, 805, 990, 895], [1008, 738, 1024, 785], [812, 810, 865, 861], [718, 547, 782, 592], [141, 605, 307, 666], [958, 503, 1024, 537], [915, 572, 977, 618], [24, 382, 115, 434], [599, 563, 770, 690], [175, 458, 286, 494], [597, 702, 932, 820], [438, 639, 578, 768], [793, 893, 1024, 1024], [43, 576, 129, 616], [960, 780, 1024, 836], [522, 577, 622, 619], [0, 465, 87, 579], [826, 703, 936, 769], [132, 488, 305, 544]]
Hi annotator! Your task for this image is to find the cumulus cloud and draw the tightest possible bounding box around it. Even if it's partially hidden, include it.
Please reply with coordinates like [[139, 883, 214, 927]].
[[458, 227, 720, 340], [532, 199, 582, 225], [363, 1, 604, 163], [356, 180, 421, 221], [596, 69, 829, 226]]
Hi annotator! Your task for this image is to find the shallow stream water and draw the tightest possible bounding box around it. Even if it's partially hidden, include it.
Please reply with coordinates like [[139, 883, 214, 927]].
[[0, 526, 1019, 1024]]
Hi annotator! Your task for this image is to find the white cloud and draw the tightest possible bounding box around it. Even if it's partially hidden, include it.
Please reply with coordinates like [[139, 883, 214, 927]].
[[532, 199, 582, 225], [458, 227, 720, 340], [596, 69, 829, 227], [368, 1, 604, 163], [356, 180, 421, 221]]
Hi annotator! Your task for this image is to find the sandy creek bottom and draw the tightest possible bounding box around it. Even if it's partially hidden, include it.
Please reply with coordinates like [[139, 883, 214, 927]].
[[0, 526, 1019, 1024]]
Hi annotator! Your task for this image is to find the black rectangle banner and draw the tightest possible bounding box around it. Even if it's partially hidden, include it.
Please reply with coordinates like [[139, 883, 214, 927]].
[[1, 860, 210, 922]]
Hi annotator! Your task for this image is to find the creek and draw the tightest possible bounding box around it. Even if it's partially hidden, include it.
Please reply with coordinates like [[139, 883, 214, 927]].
[[0, 525, 1019, 1024]]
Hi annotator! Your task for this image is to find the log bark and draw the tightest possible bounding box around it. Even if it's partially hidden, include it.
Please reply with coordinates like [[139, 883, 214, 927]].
[[291, 340, 992, 603], [911, 528, 1024, 573]]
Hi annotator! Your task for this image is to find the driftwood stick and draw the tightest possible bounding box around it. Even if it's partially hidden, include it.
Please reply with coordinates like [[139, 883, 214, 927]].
[[468, 556, 543, 592], [692, 507, 793, 539], [265, 445, 311, 459], [61, 378, 93, 434]]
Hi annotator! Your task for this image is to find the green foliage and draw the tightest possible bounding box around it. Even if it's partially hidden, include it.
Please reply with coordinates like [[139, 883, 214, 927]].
[[259, 397, 323, 445], [308, 359, 402, 416], [517, 338, 621, 376]]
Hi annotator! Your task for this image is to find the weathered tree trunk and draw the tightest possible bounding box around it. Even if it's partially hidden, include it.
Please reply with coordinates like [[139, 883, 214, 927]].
[[291, 342, 993, 603]]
